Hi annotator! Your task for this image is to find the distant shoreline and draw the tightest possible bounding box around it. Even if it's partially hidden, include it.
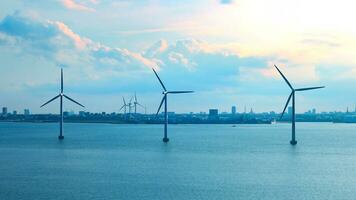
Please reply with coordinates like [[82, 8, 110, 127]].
[[0, 119, 273, 125], [1, 120, 353, 125]]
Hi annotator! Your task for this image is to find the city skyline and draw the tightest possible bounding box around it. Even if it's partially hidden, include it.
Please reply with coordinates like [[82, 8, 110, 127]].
[[1, 104, 355, 116], [0, 1, 355, 114]]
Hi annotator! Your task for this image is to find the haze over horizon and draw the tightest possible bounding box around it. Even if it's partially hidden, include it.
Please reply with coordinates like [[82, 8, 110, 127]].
[[0, 0, 355, 114]]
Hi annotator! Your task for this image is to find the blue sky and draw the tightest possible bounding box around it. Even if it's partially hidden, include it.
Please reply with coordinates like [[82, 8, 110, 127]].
[[0, 0, 355, 114]]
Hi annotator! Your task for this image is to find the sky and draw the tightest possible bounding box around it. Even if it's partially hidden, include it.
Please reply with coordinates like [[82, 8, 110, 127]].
[[0, 0, 355, 114]]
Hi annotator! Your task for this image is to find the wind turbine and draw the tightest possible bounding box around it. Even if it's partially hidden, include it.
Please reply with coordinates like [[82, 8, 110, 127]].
[[128, 96, 133, 114], [40, 68, 85, 140], [133, 92, 144, 114], [152, 68, 193, 143], [120, 96, 129, 114], [274, 64, 325, 145]]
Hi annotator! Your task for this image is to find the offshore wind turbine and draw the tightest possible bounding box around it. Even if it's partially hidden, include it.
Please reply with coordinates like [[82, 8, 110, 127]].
[[274, 65, 325, 145], [152, 68, 193, 143], [133, 92, 144, 114], [40, 68, 85, 140], [128, 96, 133, 114], [120, 96, 129, 114]]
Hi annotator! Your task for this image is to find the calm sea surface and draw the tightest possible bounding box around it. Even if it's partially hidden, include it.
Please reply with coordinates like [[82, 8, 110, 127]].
[[1, 122, 356, 200]]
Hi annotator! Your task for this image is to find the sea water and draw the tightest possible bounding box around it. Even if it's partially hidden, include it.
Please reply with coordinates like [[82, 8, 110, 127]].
[[0, 122, 356, 200]]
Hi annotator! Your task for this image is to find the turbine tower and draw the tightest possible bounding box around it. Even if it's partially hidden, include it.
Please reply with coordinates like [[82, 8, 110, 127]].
[[274, 65, 324, 145], [152, 68, 193, 143], [128, 96, 133, 114], [40, 68, 85, 140], [133, 92, 144, 114]]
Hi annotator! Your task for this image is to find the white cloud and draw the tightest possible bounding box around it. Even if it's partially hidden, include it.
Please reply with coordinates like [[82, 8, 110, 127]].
[[0, 13, 161, 82], [60, 0, 96, 12]]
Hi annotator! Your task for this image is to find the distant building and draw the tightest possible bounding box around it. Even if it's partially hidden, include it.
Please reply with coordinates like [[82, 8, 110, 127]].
[[209, 109, 218, 116], [24, 109, 30, 116], [79, 111, 86, 117], [312, 108, 316, 114], [231, 106, 236, 114], [13, 111, 17, 115], [288, 106, 293, 115], [2, 107, 8, 115], [63, 111, 69, 117], [208, 109, 218, 120]]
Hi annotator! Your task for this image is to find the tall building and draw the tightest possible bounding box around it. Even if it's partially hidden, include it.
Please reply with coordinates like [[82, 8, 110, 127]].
[[288, 106, 293, 115], [312, 108, 316, 114], [231, 106, 236, 114], [208, 109, 218, 120], [24, 109, 30, 116], [13, 111, 17, 115], [209, 109, 218, 116], [2, 107, 8, 115]]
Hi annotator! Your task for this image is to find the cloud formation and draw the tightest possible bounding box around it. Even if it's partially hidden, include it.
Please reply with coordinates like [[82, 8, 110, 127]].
[[0, 12, 161, 82], [61, 0, 96, 12], [0, 12, 272, 91], [0, 3, 351, 113], [143, 39, 269, 91]]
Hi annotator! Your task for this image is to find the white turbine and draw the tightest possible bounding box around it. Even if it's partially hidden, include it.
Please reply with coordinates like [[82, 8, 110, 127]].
[[275, 65, 324, 145], [152, 68, 193, 143], [40, 68, 85, 140]]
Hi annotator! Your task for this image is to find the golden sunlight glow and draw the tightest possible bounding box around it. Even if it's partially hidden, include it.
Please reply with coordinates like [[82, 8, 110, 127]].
[[179, 0, 356, 81]]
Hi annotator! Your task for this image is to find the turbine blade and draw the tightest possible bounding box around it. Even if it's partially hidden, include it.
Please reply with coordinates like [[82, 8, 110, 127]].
[[280, 92, 293, 119], [122, 96, 126, 105], [63, 94, 85, 108], [40, 94, 60, 107], [295, 86, 325, 91], [135, 92, 137, 102], [119, 105, 125, 111], [167, 91, 194, 94], [274, 65, 293, 90], [61, 68, 63, 93], [152, 68, 167, 91], [156, 96, 166, 116], [137, 103, 144, 108]]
